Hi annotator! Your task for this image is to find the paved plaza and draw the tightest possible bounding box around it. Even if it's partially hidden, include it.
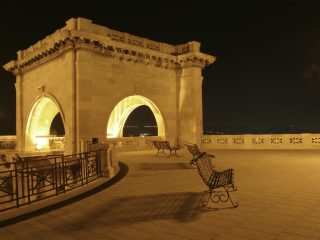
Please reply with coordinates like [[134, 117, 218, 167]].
[[1, 149, 320, 240]]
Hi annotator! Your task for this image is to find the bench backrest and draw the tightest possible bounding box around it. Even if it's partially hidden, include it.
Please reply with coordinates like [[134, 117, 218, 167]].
[[193, 152, 215, 186], [151, 141, 162, 150], [160, 141, 171, 150], [152, 141, 172, 150], [184, 143, 201, 157]]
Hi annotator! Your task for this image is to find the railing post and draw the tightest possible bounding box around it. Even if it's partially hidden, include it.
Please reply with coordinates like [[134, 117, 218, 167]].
[[25, 160, 31, 205], [54, 157, 58, 196], [14, 162, 19, 208], [85, 152, 89, 184], [62, 155, 66, 193], [98, 150, 101, 177]]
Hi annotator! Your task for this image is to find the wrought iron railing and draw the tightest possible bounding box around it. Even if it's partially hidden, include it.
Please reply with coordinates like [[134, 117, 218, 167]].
[[0, 150, 101, 212]]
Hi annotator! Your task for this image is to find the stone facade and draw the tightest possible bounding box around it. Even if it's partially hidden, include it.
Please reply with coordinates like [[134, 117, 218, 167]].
[[3, 17, 215, 153]]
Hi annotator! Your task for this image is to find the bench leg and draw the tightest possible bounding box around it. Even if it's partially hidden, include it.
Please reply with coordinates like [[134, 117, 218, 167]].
[[167, 149, 178, 158], [155, 148, 166, 157], [162, 148, 166, 156], [202, 185, 238, 208], [155, 148, 160, 156]]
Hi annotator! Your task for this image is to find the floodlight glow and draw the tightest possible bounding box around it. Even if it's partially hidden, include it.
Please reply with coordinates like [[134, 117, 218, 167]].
[[25, 97, 64, 151], [107, 95, 165, 138]]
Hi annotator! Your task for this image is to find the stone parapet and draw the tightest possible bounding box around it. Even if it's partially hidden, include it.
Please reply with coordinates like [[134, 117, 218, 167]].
[[202, 133, 320, 149]]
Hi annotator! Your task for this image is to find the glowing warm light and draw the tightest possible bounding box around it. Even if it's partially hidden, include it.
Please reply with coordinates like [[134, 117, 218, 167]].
[[34, 133, 49, 151], [107, 95, 165, 138], [25, 97, 63, 151]]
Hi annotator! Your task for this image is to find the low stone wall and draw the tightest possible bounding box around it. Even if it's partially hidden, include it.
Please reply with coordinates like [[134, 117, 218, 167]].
[[5, 134, 320, 151], [202, 134, 320, 149], [105, 136, 162, 152], [0, 135, 16, 149]]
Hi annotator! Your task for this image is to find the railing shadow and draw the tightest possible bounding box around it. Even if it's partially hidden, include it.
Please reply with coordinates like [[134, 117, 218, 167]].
[[0, 162, 129, 227]]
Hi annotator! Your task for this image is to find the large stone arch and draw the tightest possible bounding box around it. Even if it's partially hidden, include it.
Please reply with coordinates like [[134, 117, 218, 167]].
[[107, 95, 165, 138], [4, 17, 215, 154], [25, 95, 65, 152]]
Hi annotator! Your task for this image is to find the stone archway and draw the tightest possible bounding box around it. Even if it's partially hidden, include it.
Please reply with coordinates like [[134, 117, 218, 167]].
[[25, 97, 65, 151], [107, 95, 165, 138], [4, 17, 215, 153]]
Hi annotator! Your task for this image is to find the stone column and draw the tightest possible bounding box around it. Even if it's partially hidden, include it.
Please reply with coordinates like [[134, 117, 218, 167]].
[[177, 41, 215, 147], [178, 67, 204, 146]]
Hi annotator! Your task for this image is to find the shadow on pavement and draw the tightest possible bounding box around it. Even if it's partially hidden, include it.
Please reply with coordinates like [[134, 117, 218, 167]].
[[0, 162, 129, 227], [138, 162, 196, 170], [64, 191, 206, 227]]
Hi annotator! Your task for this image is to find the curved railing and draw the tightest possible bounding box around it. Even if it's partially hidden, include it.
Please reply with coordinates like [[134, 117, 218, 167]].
[[0, 150, 102, 212]]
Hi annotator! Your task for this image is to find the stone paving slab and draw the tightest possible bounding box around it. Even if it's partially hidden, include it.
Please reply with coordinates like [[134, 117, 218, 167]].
[[1, 149, 320, 240]]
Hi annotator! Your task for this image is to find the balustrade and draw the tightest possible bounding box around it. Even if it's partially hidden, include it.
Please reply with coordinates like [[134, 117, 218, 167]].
[[202, 133, 320, 149]]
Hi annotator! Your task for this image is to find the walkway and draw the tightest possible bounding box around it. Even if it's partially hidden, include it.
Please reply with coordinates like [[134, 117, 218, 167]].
[[1, 149, 320, 240]]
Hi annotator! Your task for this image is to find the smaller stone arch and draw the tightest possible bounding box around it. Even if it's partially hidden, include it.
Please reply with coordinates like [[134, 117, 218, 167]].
[[107, 95, 165, 138], [25, 95, 65, 151]]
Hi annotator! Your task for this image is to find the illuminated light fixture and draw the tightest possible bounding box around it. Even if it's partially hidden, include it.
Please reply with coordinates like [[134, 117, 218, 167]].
[[38, 86, 46, 97]]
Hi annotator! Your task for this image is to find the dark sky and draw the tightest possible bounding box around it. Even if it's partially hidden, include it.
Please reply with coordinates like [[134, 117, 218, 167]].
[[0, 0, 319, 135]]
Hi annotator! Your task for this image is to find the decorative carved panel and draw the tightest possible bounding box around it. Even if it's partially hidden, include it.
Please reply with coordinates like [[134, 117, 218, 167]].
[[289, 138, 303, 144], [233, 138, 244, 144], [271, 138, 283, 144]]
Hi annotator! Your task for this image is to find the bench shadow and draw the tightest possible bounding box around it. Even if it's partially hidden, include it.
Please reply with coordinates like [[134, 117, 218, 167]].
[[62, 191, 206, 227], [138, 162, 196, 170]]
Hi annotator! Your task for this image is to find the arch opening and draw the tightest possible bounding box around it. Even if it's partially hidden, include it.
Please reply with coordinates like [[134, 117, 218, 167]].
[[107, 95, 165, 138], [123, 105, 158, 137], [25, 97, 65, 151], [50, 113, 65, 136]]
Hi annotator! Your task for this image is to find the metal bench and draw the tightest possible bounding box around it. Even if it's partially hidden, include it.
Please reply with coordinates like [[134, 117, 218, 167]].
[[191, 152, 238, 208], [151, 141, 164, 156], [184, 143, 215, 160], [151, 140, 180, 157]]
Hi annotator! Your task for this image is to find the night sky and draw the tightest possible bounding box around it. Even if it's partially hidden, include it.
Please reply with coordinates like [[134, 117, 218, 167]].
[[0, 0, 319, 135]]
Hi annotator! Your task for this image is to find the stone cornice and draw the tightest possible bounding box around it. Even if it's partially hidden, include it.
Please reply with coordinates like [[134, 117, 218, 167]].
[[3, 18, 216, 75], [177, 52, 216, 69]]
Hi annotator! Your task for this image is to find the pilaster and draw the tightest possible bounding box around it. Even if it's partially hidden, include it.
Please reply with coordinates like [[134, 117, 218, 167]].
[[15, 74, 24, 152]]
